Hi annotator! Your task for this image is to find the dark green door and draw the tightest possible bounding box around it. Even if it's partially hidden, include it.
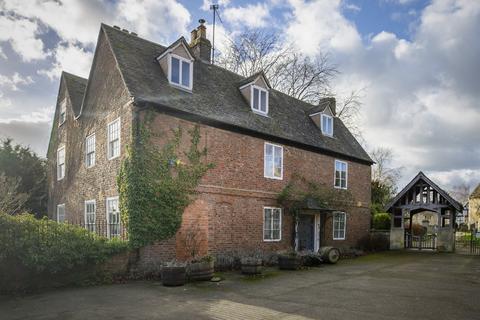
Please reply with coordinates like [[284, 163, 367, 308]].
[[298, 214, 315, 251]]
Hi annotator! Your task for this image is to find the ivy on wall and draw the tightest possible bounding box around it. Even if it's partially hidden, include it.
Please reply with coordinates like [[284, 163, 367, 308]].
[[117, 113, 214, 248], [277, 173, 354, 216]]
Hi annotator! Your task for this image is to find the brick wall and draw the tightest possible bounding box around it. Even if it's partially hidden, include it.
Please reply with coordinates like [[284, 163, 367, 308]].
[[139, 110, 371, 264]]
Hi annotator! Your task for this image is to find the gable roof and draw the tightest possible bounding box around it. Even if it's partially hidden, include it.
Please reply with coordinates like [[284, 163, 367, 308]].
[[156, 37, 195, 61], [238, 71, 272, 90], [471, 184, 480, 199], [386, 171, 463, 212], [95, 24, 373, 164], [62, 71, 87, 117]]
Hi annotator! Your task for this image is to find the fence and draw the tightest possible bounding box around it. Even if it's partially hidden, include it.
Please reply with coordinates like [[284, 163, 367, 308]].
[[405, 232, 436, 250], [62, 219, 128, 241], [455, 231, 480, 255]]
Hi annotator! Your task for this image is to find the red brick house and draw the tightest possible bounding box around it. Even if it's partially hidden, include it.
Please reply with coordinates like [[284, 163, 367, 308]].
[[47, 22, 372, 263]]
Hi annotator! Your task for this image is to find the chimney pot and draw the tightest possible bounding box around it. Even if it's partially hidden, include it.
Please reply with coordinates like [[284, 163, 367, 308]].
[[190, 29, 198, 45]]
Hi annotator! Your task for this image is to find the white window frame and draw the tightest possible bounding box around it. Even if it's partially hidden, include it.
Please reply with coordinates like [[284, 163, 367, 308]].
[[107, 118, 121, 160], [85, 133, 96, 168], [333, 212, 346, 240], [321, 114, 333, 136], [334, 160, 348, 189], [84, 200, 96, 232], [106, 196, 121, 239], [250, 85, 269, 115], [57, 146, 65, 181], [168, 54, 193, 91], [264, 142, 283, 180], [263, 207, 282, 242], [58, 100, 66, 126], [57, 203, 65, 223]]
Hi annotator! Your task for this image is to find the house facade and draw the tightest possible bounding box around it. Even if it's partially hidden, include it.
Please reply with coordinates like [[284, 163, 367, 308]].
[[47, 22, 372, 263], [468, 184, 480, 230]]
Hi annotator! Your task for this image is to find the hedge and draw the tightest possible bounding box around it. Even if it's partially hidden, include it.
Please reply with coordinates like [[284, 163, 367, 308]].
[[0, 213, 128, 293], [373, 213, 391, 230]]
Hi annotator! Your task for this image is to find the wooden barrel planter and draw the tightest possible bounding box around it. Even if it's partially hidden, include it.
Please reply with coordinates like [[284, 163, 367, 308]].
[[319, 246, 340, 264], [188, 260, 214, 281], [240, 258, 263, 275], [161, 266, 186, 286], [278, 255, 301, 270]]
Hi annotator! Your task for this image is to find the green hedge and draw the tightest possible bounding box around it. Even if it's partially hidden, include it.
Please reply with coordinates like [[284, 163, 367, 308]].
[[0, 213, 128, 293], [372, 213, 391, 230]]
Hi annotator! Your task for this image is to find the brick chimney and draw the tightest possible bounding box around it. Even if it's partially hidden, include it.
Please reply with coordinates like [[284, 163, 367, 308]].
[[190, 19, 212, 63]]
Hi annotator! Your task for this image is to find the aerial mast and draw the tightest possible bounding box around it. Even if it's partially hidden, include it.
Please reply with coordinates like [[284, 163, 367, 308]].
[[209, 3, 219, 64]]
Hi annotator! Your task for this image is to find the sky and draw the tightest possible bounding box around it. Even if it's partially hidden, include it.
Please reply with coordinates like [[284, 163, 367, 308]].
[[0, 0, 479, 192]]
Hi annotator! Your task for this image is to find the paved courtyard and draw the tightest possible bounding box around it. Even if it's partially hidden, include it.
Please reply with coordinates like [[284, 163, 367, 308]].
[[1, 251, 479, 320]]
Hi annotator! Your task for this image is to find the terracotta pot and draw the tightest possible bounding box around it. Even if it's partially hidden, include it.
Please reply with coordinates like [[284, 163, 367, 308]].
[[188, 260, 214, 281], [161, 266, 186, 286], [278, 255, 301, 270], [240, 258, 263, 275]]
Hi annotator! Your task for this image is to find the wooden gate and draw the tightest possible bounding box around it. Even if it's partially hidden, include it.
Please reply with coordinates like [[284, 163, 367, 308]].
[[405, 232, 437, 250], [455, 231, 480, 255]]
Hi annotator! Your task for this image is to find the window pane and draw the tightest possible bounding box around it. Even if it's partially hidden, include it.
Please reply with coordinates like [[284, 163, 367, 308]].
[[171, 57, 180, 84], [273, 146, 282, 178], [253, 88, 259, 110], [260, 90, 267, 112], [264, 144, 273, 177], [181, 61, 190, 87]]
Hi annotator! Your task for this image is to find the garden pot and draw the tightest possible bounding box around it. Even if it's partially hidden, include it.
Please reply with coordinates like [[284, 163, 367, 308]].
[[161, 266, 186, 286], [188, 260, 214, 281], [278, 255, 301, 270], [319, 246, 340, 264], [240, 258, 263, 275]]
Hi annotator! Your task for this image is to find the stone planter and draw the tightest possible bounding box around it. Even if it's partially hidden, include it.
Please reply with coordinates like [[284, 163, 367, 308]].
[[278, 255, 301, 270], [188, 260, 214, 281], [161, 266, 186, 286], [240, 258, 263, 275]]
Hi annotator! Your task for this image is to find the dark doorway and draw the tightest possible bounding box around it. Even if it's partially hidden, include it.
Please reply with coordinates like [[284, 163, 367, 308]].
[[298, 214, 315, 251]]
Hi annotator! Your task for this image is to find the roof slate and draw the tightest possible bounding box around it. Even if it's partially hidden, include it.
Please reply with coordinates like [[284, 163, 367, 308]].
[[62, 71, 87, 117], [98, 24, 372, 164]]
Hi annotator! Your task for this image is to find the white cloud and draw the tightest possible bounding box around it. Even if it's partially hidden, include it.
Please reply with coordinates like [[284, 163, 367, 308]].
[[38, 42, 94, 80], [0, 72, 34, 91], [282, 0, 480, 189], [115, 0, 191, 43], [0, 47, 6, 59], [0, 14, 47, 62], [223, 3, 271, 28], [285, 0, 362, 55]]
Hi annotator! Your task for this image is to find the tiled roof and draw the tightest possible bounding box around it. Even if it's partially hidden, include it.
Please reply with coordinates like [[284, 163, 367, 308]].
[[98, 24, 373, 164], [471, 184, 480, 199], [62, 71, 87, 117]]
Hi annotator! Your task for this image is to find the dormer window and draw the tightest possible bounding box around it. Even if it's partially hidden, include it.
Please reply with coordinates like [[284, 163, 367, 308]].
[[321, 114, 333, 136], [170, 54, 192, 90], [252, 86, 268, 115], [59, 100, 66, 126], [157, 38, 195, 92]]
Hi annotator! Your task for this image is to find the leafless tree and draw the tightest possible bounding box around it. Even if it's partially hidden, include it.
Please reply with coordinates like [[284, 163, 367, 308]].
[[0, 173, 28, 215], [370, 147, 402, 187], [449, 183, 471, 204]]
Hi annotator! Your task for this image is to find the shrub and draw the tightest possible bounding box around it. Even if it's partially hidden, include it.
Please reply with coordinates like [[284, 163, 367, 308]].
[[357, 232, 390, 252], [0, 213, 128, 293], [372, 213, 391, 230]]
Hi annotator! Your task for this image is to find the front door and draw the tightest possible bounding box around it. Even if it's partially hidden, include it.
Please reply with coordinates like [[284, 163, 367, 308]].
[[298, 214, 315, 251]]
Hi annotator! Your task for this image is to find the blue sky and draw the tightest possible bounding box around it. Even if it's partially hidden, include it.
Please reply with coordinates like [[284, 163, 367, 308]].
[[0, 0, 479, 191]]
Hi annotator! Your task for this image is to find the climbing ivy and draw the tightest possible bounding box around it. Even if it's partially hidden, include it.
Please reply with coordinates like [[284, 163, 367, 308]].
[[277, 173, 354, 217], [117, 113, 214, 248]]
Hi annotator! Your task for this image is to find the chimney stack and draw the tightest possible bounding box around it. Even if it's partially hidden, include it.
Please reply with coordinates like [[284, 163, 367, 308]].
[[189, 19, 212, 63]]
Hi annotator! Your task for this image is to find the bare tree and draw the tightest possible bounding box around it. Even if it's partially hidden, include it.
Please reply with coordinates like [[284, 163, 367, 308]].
[[0, 173, 28, 215], [370, 147, 402, 186], [449, 183, 471, 204]]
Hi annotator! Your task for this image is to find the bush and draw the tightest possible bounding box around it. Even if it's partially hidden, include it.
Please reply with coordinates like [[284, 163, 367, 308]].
[[372, 213, 391, 230], [357, 232, 390, 252], [0, 213, 128, 293]]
